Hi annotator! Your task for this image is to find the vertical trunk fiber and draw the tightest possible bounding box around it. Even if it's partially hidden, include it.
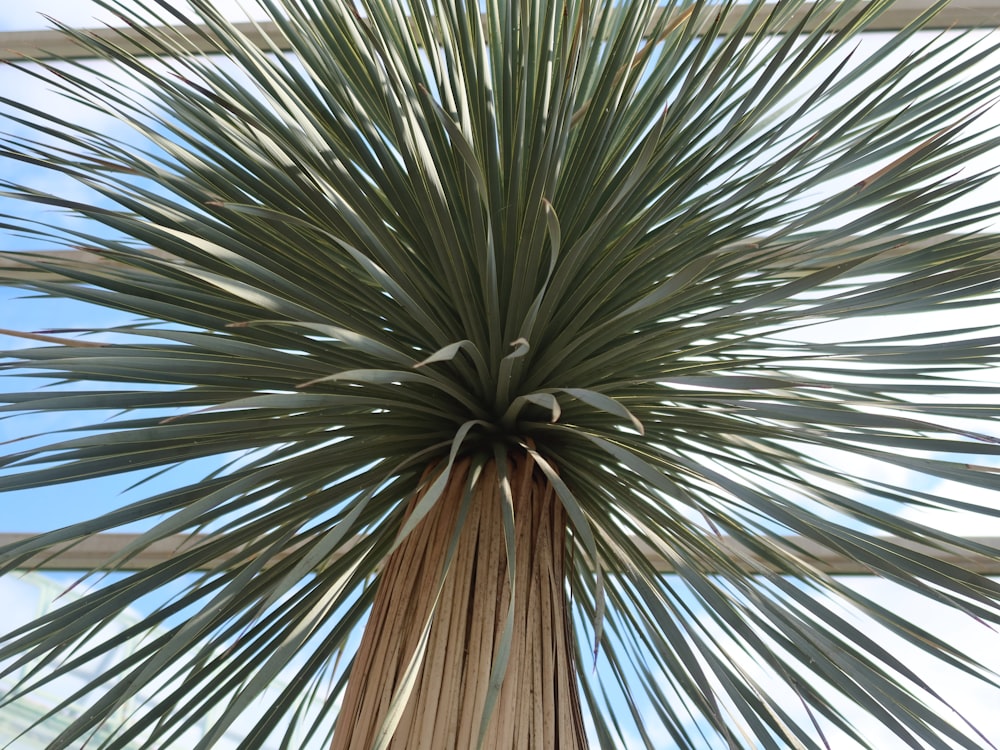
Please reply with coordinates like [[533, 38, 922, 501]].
[[330, 452, 588, 749]]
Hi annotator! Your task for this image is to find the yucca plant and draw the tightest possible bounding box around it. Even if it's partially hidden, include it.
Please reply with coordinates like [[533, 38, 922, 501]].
[[2, 0, 1000, 747]]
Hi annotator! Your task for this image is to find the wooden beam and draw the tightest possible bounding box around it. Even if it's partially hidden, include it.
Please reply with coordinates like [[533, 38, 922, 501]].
[[3, 2, 1000, 63], [0, 248, 180, 284], [3, 531, 998, 575], [4, 234, 999, 284], [0, 21, 283, 63], [0, 532, 354, 573]]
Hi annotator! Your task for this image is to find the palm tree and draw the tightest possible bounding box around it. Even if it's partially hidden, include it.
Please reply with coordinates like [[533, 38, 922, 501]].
[[2, 0, 1000, 746]]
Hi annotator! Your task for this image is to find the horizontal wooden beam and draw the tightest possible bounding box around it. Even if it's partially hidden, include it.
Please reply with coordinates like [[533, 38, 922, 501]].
[[2, 2, 1000, 63], [4, 234, 999, 285], [3, 531, 998, 575], [0, 248, 179, 284]]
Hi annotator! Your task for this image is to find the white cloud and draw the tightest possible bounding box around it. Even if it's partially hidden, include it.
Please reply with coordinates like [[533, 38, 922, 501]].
[[670, 579, 1000, 749], [1, 0, 271, 32], [836, 578, 1000, 747], [0, 571, 318, 748], [1, 2, 129, 31], [902, 478, 1000, 537], [0, 574, 43, 632]]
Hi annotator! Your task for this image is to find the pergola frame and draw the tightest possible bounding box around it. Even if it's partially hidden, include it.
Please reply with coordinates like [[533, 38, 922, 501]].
[[1, 0, 1000, 63], [1, 0, 999, 576], [3, 531, 999, 574]]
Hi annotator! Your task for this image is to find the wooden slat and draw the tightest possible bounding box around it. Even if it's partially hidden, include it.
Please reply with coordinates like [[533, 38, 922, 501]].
[[2, 2, 1000, 63], [0, 248, 180, 284], [0, 20, 282, 63], [3, 531, 998, 575], [4, 234, 999, 284]]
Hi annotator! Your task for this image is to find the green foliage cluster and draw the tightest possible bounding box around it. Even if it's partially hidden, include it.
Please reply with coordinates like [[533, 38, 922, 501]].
[[2, 1, 1000, 747]]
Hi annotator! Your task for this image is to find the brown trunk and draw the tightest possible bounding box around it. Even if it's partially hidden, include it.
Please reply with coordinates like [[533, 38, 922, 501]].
[[330, 452, 588, 749]]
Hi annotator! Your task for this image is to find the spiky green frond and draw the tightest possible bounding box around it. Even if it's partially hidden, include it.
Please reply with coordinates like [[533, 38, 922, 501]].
[[3, 0, 1000, 747]]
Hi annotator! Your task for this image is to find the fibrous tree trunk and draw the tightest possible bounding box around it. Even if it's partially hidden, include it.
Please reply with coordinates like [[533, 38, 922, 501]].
[[330, 452, 588, 749]]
